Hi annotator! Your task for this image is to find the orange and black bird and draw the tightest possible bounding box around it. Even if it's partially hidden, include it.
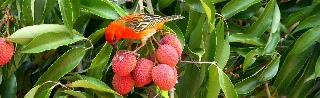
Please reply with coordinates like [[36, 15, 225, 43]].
[[105, 13, 184, 52]]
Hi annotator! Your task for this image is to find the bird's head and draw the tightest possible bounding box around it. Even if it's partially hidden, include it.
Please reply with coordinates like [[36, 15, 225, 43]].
[[105, 22, 122, 48]]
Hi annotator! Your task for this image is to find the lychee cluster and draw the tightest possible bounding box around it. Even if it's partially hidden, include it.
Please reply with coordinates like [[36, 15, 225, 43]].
[[111, 34, 182, 95], [0, 38, 14, 66]]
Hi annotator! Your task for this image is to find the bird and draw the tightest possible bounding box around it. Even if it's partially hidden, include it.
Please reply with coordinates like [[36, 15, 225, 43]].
[[105, 13, 184, 53]]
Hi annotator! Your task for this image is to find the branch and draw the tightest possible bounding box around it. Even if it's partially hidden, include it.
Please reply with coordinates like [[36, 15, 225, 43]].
[[138, 0, 144, 13], [179, 60, 217, 65], [264, 82, 273, 98]]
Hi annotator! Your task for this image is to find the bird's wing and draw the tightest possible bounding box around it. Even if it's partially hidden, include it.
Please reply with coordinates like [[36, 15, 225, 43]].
[[121, 14, 164, 32]]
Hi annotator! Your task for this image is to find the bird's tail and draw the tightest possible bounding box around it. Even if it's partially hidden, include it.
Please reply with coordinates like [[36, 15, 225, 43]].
[[162, 15, 185, 21]]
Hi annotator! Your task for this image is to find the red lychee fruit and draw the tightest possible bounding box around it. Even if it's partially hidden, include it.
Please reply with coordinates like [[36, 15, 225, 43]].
[[151, 64, 176, 90], [112, 74, 135, 95], [0, 38, 14, 66], [160, 34, 182, 57], [112, 51, 137, 76], [132, 58, 154, 87], [156, 44, 178, 67]]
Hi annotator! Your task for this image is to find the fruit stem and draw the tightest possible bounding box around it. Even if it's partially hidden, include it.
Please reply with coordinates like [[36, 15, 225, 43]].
[[179, 60, 218, 65], [169, 88, 175, 98]]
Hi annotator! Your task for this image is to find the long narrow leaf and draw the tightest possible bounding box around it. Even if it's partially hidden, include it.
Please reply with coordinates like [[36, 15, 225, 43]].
[[222, 0, 261, 19]]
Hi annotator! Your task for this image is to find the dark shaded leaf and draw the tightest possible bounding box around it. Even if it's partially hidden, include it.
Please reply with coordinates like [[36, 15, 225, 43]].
[[35, 47, 87, 85], [289, 25, 320, 55], [293, 14, 320, 33], [274, 45, 313, 94]]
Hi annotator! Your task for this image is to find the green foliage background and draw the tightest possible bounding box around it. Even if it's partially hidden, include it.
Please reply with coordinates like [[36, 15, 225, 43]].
[[0, 0, 320, 97]]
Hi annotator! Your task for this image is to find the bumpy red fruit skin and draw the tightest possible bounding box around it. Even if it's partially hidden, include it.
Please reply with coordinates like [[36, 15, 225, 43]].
[[112, 74, 135, 95], [160, 34, 182, 57], [0, 38, 14, 66], [132, 58, 154, 87], [112, 51, 137, 76], [171, 66, 178, 82], [152, 64, 176, 90], [156, 44, 178, 67]]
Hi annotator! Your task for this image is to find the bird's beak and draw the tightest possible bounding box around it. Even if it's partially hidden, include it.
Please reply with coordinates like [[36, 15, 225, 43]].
[[112, 42, 117, 50]]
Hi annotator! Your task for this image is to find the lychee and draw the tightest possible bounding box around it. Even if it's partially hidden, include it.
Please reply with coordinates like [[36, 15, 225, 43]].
[[112, 74, 135, 95], [0, 38, 14, 66], [156, 44, 178, 67], [160, 34, 182, 57], [171, 66, 178, 82], [132, 58, 154, 87], [112, 51, 137, 76], [151, 64, 176, 90]]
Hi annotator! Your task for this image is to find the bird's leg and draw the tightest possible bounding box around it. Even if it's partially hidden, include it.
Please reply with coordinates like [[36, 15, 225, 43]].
[[133, 40, 146, 53], [123, 40, 146, 57], [151, 36, 159, 46], [127, 39, 133, 51]]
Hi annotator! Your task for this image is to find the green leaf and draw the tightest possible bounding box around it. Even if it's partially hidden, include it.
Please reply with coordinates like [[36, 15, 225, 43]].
[[206, 65, 220, 98], [71, 0, 80, 23], [1, 0, 14, 7], [25, 81, 52, 98], [58, 0, 73, 33], [263, 3, 280, 54], [22, 0, 34, 26], [293, 14, 320, 33], [38, 0, 56, 24], [248, 0, 275, 37], [288, 46, 319, 98], [243, 48, 263, 71], [270, 3, 280, 34], [105, 1, 127, 16], [263, 29, 280, 54], [21, 32, 84, 53], [229, 34, 265, 46], [35, 47, 87, 86], [158, 0, 174, 11], [178, 62, 205, 97], [258, 56, 280, 81], [221, 0, 262, 19], [283, 6, 314, 27], [33, 0, 43, 24], [215, 20, 230, 68], [316, 55, 320, 79], [185, 0, 205, 13], [1, 74, 16, 98], [80, 0, 119, 20], [185, 10, 201, 43], [235, 56, 279, 94], [201, 0, 216, 35], [274, 46, 313, 94], [7, 24, 77, 45], [62, 90, 93, 98], [89, 43, 112, 69], [70, 80, 120, 96], [289, 25, 320, 55], [188, 14, 205, 58], [217, 66, 238, 98]]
